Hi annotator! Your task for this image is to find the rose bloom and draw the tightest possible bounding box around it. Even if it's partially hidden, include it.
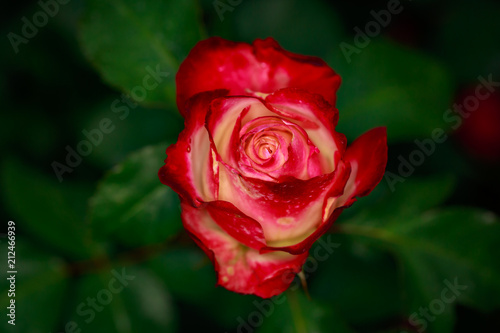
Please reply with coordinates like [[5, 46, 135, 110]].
[[159, 37, 388, 298]]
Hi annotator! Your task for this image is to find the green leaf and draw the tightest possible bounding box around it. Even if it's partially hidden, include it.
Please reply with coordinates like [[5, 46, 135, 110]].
[[79, 0, 206, 107], [0, 158, 100, 259], [310, 234, 402, 326], [147, 247, 216, 303], [65, 265, 177, 332], [148, 246, 264, 330], [152, 248, 256, 328], [397, 248, 455, 333], [257, 290, 356, 333], [355, 175, 456, 223], [328, 176, 455, 328], [341, 174, 456, 223], [339, 208, 500, 333], [73, 98, 183, 170], [0, 239, 69, 333], [329, 39, 454, 143], [88, 143, 183, 247]]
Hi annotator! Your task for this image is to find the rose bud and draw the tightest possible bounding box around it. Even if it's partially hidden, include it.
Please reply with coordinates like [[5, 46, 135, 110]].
[[159, 37, 388, 298]]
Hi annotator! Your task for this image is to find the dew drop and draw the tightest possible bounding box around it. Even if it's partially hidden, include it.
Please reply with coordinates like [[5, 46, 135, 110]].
[[187, 146, 191, 152]]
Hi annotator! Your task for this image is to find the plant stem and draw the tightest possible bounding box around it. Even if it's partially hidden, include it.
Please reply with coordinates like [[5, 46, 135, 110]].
[[286, 290, 308, 333]]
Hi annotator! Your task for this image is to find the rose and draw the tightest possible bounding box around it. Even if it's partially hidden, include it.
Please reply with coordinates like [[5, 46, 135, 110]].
[[159, 37, 388, 298]]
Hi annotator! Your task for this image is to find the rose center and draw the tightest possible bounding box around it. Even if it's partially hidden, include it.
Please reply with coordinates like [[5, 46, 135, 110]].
[[254, 136, 278, 160]]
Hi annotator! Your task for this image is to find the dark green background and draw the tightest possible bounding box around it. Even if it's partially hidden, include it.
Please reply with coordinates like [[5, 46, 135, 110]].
[[1, 0, 500, 332]]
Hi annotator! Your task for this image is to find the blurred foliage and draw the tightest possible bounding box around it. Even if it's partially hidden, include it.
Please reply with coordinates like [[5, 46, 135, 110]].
[[79, 0, 206, 107], [329, 39, 454, 143], [434, 0, 500, 83], [1, 0, 500, 332], [88, 143, 183, 247]]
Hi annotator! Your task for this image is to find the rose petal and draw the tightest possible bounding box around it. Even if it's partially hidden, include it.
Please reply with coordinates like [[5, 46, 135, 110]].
[[181, 202, 309, 298], [207, 92, 338, 180], [206, 96, 274, 167], [238, 117, 317, 180], [263, 128, 387, 255], [260, 160, 351, 254], [176, 37, 341, 115], [217, 159, 350, 245], [321, 128, 388, 226], [264, 88, 347, 173], [342, 127, 388, 199], [158, 91, 227, 205], [205, 200, 267, 250]]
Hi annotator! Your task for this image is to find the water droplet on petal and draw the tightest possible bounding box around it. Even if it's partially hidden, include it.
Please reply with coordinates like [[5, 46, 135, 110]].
[[187, 146, 191, 152]]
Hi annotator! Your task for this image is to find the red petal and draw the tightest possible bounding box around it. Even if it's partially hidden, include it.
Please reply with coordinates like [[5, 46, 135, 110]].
[[246, 250, 309, 298], [238, 117, 318, 180], [158, 91, 227, 206], [265, 88, 339, 132], [265, 88, 347, 174], [342, 127, 388, 198], [181, 202, 308, 298], [261, 160, 351, 255], [205, 201, 267, 250], [320, 128, 388, 232], [206, 96, 271, 170], [264, 128, 387, 255], [206, 92, 342, 179], [176, 37, 340, 115], [217, 157, 351, 247]]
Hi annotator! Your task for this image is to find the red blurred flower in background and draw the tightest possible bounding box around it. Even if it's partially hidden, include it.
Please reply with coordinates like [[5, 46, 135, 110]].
[[455, 89, 500, 163]]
